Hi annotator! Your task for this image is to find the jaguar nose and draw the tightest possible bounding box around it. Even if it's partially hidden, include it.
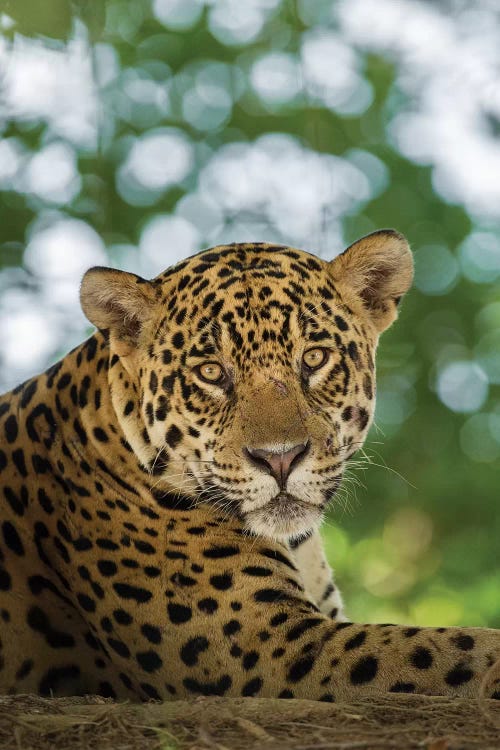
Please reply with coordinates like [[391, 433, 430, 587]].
[[244, 441, 310, 489]]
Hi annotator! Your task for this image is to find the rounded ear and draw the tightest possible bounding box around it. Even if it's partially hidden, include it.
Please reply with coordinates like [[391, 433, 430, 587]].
[[329, 229, 413, 333], [80, 267, 158, 344]]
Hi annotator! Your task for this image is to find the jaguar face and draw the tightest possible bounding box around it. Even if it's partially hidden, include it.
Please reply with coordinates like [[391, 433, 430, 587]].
[[80, 231, 413, 541]]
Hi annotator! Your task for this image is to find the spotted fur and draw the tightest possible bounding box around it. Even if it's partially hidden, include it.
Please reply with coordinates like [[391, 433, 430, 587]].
[[0, 231, 498, 700]]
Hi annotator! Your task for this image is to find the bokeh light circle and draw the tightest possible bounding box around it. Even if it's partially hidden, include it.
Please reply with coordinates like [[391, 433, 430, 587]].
[[436, 361, 488, 413]]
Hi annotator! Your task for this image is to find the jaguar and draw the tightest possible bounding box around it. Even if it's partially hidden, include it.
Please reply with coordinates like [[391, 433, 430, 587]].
[[0, 229, 498, 701]]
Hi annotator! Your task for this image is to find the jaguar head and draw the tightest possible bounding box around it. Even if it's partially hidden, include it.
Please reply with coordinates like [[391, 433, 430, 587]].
[[80, 230, 413, 541]]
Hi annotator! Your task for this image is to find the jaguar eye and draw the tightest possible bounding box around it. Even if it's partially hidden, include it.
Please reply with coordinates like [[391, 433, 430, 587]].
[[195, 362, 225, 385], [302, 347, 329, 372]]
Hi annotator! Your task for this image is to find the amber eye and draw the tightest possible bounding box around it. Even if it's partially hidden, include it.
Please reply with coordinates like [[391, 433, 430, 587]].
[[302, 348, 329, 372], [196, 362, 225, 385]]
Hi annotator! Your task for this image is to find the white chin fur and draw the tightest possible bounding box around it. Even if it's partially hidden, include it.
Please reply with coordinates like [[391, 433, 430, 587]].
[[244, 504, 322, 542]]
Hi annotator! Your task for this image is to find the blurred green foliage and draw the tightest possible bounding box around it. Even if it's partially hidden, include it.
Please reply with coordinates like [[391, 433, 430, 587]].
[[0, 0, 499, 627]]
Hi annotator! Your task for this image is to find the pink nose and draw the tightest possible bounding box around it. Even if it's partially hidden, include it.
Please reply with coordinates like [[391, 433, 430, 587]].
[[245, 442, 310, 489]]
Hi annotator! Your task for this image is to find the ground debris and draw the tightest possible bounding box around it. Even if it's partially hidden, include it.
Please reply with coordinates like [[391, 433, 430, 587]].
[[0, 693, 499, 750]]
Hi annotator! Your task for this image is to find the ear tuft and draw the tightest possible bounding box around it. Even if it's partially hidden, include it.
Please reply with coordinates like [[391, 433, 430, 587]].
[[329, 229, 413, 333], [80, 267, 157, 343]]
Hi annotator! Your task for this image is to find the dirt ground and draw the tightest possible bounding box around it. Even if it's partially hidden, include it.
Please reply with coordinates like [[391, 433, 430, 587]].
[[1, 693, 499, 750]]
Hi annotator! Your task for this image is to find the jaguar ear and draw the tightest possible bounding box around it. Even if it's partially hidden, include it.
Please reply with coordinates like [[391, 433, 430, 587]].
[[329, 229, 413, 333], [80, 267, 157, 350]]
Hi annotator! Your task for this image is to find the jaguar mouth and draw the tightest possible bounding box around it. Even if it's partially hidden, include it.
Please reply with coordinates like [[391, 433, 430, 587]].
[[270, 490, 309, 507], [196, 471, 339, 541]]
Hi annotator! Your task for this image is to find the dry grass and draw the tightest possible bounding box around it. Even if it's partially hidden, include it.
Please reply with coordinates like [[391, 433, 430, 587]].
[[1, 693, 499, 750]]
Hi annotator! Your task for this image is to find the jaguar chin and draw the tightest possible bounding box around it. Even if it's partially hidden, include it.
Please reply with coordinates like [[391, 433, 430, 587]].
[[243, 492, 325, 541]]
